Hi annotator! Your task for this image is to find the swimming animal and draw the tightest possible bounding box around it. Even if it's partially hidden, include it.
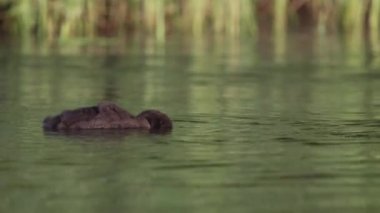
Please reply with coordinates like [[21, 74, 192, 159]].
[[43, 102, 172, 133]]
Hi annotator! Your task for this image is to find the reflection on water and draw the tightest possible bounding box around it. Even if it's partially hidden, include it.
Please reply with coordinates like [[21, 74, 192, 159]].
[[0, 33, 380, 213]]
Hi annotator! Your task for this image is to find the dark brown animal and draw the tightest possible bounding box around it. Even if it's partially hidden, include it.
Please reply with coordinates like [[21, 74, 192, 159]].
[[43, 102, 172, 133]]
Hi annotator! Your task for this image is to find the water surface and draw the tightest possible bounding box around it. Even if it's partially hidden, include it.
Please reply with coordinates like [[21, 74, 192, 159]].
[[0, 34, 380, 213]]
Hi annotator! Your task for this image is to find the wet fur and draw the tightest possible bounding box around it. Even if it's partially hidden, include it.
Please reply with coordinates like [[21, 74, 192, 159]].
[[43, 102, 172, 133]]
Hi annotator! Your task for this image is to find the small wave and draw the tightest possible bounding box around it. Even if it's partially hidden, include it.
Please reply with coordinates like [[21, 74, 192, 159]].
[[155, 162, 233, 170]]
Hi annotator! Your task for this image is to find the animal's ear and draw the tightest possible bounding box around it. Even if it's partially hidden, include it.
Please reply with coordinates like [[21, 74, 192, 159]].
[[43, 115, 61, 131], [137, 110, 173, 133]]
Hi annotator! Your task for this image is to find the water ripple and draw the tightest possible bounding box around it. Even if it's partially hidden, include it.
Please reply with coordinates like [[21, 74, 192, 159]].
[[155, 162, 233, 170]]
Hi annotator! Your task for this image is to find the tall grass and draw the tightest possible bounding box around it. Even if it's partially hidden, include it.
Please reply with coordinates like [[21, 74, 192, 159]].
[[2, 0, 380, 39]]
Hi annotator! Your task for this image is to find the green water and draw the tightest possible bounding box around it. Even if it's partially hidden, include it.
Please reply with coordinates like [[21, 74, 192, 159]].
[[0, 34, 380, 213]]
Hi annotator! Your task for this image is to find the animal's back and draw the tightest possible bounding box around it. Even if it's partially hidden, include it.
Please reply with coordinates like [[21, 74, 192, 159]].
[[43, 102, 150, 130]]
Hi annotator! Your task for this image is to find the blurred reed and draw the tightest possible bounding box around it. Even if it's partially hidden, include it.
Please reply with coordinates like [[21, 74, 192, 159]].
[[0, 0, 379, 39]]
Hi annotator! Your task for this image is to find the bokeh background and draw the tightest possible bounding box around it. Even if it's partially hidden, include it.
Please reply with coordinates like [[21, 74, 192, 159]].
[[0, 0, 378, 39]]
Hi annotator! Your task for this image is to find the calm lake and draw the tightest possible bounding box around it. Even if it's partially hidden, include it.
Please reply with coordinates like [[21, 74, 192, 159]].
[[0, 34, 379, 213]]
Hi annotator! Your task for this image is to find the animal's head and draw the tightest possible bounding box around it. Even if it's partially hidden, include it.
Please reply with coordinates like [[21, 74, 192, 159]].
[[137, 110, 173, 133]]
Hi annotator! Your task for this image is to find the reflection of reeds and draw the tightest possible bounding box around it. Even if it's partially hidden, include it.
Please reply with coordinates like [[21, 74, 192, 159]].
[[3, 0, 380, 39]]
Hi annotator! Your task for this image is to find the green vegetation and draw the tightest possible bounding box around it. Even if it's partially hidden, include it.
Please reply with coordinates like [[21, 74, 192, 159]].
[[1, 0, 380, 39]]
